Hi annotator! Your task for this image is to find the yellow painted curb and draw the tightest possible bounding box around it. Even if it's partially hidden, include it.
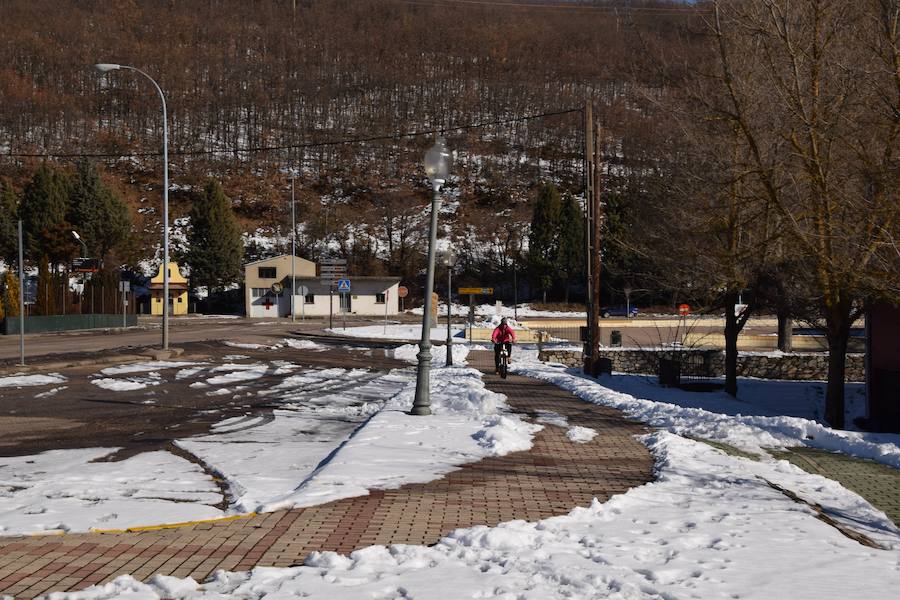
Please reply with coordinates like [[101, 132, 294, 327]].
[[89, 512, 257, 534]]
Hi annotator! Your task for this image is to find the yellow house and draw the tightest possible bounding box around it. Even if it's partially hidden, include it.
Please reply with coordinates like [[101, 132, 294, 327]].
[[149, 262, 189, 316]]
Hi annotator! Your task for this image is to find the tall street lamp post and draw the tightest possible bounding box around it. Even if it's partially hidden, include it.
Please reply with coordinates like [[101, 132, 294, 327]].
[[411, 137, 451, 416], [71, 230, 88, 257], [95, 63, 170, 350], [443, 250, 457, 366]]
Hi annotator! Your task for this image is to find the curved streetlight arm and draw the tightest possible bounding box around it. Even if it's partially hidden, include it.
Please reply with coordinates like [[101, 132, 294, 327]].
[[96, 62, 170, 349]]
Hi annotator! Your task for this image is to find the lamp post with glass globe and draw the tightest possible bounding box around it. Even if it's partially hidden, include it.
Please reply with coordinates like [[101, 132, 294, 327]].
[[410, 137, 451, 416], [94, 63, 170, 350], [443, 250, 457, 366]]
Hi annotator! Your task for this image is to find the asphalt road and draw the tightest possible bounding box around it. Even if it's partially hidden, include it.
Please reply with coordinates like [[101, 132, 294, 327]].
[[0, 315, 777, 365], [0, 317, 324, 364]]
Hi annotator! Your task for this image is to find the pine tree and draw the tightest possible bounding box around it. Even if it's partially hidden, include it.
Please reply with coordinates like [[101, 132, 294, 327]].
[[186, 179, 243, 295], [2, 271, 20, 318], [556, 194, 585, 304], [527, 182, 562, 303], [0, 272, 5, 321], [19, 163, 70, 264], [69, 160, 132, 261], [35, 255, 57, 316], [0, 180, 18, 267]]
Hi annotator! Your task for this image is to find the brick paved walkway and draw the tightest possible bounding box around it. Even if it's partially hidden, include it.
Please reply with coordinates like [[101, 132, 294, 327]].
[[0, 355, 654, 598], [771, 447, 900, 528]]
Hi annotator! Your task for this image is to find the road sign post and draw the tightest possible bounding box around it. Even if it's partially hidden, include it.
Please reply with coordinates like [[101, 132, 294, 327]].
[[119, 281, 131, 329], [457, 287, 494, 342], [297, 285, 309, 321]]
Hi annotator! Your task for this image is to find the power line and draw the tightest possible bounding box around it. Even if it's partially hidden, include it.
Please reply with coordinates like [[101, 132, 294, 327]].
[[389, 0, 705, 13], [3, 107, 583, 160]]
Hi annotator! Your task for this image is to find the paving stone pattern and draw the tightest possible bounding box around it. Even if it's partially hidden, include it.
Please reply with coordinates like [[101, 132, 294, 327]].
[[0, 356, 654, 598], [771, 447, 900, 527]]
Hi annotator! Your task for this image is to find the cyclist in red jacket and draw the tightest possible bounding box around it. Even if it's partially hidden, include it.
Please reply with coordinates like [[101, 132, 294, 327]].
[[491, 317, 517, 373]]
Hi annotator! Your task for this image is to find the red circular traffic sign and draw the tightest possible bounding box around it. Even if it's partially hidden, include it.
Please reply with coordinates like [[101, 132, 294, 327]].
[[398, 286, 409, 299], [678, 303, 690, 316]]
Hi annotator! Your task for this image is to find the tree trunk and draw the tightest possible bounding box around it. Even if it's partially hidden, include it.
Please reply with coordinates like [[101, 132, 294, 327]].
[[777, 310, 792, 352], [823, 303, 851, 429], [724, 290, 739, 397], [564, 275, 570, 304]]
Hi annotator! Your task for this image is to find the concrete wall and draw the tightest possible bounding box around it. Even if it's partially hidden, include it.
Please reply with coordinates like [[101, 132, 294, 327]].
[[538, 348, 865, 382]]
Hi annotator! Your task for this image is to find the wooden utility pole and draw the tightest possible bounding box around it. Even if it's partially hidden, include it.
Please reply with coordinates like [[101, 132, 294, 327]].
[[582, 103, 602, 376], [583, 104, 595, 374], [591, 124, 602, 370]]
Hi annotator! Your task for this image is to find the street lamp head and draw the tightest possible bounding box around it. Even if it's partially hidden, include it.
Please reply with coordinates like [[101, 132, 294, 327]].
[[71, 230, 81, 240], [424, 136, 451, 185], [94, 63, 121, 73]]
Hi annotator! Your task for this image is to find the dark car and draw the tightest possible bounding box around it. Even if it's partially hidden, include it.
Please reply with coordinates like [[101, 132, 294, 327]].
[[600, 306, 638, 318]]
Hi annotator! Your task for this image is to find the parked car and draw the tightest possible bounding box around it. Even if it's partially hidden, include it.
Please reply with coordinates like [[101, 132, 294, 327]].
[[600, 306, 638, 318]]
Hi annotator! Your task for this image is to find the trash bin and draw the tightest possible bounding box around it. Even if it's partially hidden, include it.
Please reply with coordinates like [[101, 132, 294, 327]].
[[610, 330, 622, 347], [659, 358, 681, 387]]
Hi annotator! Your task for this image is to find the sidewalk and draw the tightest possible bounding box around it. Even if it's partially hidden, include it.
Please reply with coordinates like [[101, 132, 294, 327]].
[[0, 354, 654, 598]]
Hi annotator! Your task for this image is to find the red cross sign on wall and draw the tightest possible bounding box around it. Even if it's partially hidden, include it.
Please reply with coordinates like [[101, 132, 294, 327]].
[[264, 297, 273, 310]]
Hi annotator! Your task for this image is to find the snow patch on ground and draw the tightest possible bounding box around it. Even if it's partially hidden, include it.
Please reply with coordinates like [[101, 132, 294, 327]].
[[566, 425, 598, 443], [99, 361, 204, 376], [258, 363, 538, 512], [393, 343, 470, 365], [48, 432, 900, 599], [0, 373, 66, 388], [91, 373, 162, 391], [411, 302, 586, 318], [329, 324, 467, 341], [514, 357, 900, 469], [0, 450, 222, 535]]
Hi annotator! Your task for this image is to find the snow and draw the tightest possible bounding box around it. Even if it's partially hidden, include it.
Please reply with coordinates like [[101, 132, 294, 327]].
[[393, 342, 470, 364], [280, 338, 328, 352], [222, 341, 272, 350], [329, 324, 467, 341], [411, 302, 585, 318], [514, 355, 900, 469], [204, 363, 275, 386], [254, 360, 538, 512], [566, 425, 598, 443], [0, 449, 222, 535], [18, 344, 900, 599], [47, 431, 900, 599], [0, 373, 66, 388], [34, 386, 66, 398], [91, 373, 162, 391], [99, 361, 204, 375]]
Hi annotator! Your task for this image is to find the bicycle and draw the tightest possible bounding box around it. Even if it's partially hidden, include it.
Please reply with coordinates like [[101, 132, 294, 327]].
[[497, 343, 509, 379]]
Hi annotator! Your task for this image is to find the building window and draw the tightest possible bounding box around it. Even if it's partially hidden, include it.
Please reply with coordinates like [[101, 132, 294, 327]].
[[177, 296, 183, 303], [304, 293, 315, 303], [258, 267, 277, 279], [375, 293, 386, 304], [252, 288, 270, 298]]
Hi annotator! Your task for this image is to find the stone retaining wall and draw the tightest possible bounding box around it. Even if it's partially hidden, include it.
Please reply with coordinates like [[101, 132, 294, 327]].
[[538, 348, 865, 382]]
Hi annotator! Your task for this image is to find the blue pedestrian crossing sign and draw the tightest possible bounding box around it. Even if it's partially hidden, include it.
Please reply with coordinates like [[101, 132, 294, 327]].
[[337, 278, 351, 292]]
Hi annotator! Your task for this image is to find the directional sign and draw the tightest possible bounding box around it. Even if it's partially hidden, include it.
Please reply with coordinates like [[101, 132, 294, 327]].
[[320, 258, 347, 266], [459, 287, 493, 295], [337, 279, 351, 292]]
